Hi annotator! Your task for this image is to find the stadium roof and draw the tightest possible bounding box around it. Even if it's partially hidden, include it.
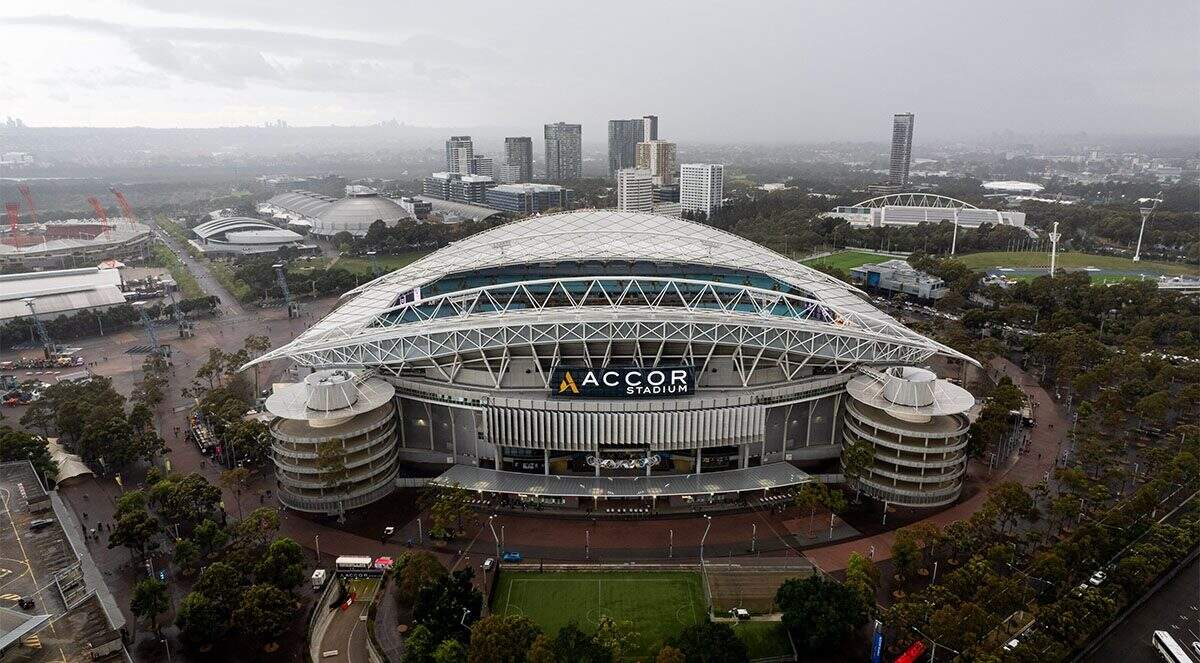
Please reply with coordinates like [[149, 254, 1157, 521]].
[[313, 191, 409, 235], [0, 221, 150, 258], [982, 181, 1044, 193], [249, 210, 974, 369], [0, 267, 126, 322], [193, 217, 304, 244], [265, 190, 336, 218]]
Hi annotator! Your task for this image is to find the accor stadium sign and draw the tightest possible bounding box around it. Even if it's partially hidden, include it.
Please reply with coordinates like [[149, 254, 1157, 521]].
[[551, 366, 695, 399]]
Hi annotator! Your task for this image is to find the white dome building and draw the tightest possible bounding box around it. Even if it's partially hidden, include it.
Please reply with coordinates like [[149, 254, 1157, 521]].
[[311, 190, 409, 238]]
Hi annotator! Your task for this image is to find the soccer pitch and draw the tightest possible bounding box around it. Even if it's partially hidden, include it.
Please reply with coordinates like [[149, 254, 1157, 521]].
[[492, 571, 706, 655], [802, 250, 894, 272]]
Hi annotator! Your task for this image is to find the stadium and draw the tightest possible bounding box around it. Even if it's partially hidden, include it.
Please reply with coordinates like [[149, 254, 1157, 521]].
[[259, 187, 410, 238], [0, 219, 152, 269], [250, 210, 977, 516]]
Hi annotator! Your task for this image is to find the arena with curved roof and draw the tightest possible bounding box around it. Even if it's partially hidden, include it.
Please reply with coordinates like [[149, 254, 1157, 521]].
[[826, 193, 1027, 231], [260, 188, 410, 238], [249, 210, 977, 515], [0, 220, 151, 269], [190, 217, 307, 255]]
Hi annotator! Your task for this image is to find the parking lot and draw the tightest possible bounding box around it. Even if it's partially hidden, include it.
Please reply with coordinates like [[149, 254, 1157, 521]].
[[0, 462, 122, 663]]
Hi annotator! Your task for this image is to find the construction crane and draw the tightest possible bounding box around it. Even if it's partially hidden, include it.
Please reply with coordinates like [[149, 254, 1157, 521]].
[[1132, 191, 1163, 263], [133, 302, 170, 358], [110, 187, 136, 224], [166, 289, 194, 338], [87, 196, 110, 233], [5, 202, 19, 234], [274, 263, 299, 318], [22, 298, 56, 359], [17, 184, 36, 225]]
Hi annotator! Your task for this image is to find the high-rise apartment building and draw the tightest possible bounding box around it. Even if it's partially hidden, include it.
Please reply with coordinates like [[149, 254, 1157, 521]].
[[635, 140, 677, 187], [504, 137, 534, 182], [889, 113, 914, 187], [469, 155, 494, 178], [643, 115, 658, 141], [616, 169, 654, 212], [544, 122, 582, 181], [446, 136, 473, 175], [607, 119, 644, 178], [679, 163, 724, 219]]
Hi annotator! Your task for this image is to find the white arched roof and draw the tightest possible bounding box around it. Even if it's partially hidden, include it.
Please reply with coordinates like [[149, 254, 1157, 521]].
[[251, 210, 973, 367], [850, 193, 978, 209], [193, 217, 301, 241]]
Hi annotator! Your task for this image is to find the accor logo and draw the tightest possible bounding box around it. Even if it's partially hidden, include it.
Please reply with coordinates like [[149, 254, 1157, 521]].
[[558, 371, 580, 394]]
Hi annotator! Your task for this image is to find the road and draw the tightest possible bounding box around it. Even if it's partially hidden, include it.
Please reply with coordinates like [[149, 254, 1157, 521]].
[[1087, 554, 1200, 662], [147, 219, 245, 317], [319, 579, 378, 663]]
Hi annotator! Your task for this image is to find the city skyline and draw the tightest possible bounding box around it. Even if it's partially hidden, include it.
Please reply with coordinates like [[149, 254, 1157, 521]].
[[0, 1, 1196, 140]]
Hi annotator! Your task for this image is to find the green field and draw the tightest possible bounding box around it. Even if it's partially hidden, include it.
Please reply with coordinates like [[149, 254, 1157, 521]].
[[955, 251, 1198, 276], [802, 250, 895, 271], [288, 252, 429, 277], [728, 621, 793, 659], [492, 571, 706, 658]]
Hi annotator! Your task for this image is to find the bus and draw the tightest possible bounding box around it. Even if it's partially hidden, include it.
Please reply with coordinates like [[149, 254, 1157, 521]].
[[334, 556, 381, 576], [1151, 630, 1191, 663]]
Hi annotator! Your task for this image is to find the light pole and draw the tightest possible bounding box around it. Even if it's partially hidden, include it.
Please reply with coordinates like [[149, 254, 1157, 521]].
[[314, 534, 320, 564], [417, 518, 423, 543], [751, 523, 757, 553], [1133, 193, 1161, 262], [487, 516, 501, 560], [669, 529, 674, 558], [700, 515, 712, 563], [585, 530, 590, 560], [1048, 222, 1060, 277]]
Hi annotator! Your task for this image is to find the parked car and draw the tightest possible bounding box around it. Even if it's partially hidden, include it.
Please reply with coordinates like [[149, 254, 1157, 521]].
[[482, 558, 495, 572], [1088, 570, 1107, 586], [501, 551, 522, 563]]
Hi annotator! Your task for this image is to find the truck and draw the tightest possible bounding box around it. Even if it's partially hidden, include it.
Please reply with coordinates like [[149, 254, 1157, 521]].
[[311, 569, 328, 591]]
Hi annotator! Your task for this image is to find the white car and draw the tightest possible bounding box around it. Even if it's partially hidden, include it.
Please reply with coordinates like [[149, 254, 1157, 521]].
[[482, 558, 494, 572], [1088, 570, 1107, 586], [383, 526, 395, 536]]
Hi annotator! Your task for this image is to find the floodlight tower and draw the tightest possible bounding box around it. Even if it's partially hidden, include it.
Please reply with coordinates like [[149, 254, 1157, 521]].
[[274, 263, 299, 318], [1132, 192, 1162, 262], [1048, 222, 1061, 278], [22, 298, 55, 358], [134, 302, 169, 358], [166, 289, 194, 338]]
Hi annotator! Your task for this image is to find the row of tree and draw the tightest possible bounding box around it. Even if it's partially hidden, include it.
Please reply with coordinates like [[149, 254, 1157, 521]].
[[0, 295, 219, 349]]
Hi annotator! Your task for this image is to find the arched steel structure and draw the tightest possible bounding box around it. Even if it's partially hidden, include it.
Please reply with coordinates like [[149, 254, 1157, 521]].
[[849, 193, 978, 209]]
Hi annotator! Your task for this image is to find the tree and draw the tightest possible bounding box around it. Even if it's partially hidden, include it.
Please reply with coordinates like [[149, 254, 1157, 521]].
[[528, 635, 556, 663], [0, 427, 56, 484], [844, 552, 880, 613], [422, 484, 476, 540], [152, 473, 222, 529], [233, 584, 297, 645], [413, 568, 483, 643], [176, 591, 228, 647], [193, 518, 229, 558], [220, 467, 252, 519], [173, 538, 201, 574], [401, 625, 437, 663], [777, 575, 866, 652], [667, 621, 749, 663], [594, 616, 638, 661], [656, 645, 686, 663], [109, 506, 161, 561], [195, 562, 245, 610], [891, 528, 922, 581], [433, 639, 467, 663], [131, 579, 170, 634], [551, 622, 612, 663], [841, 438, 875, 500], [315, 438, 350, 503], [397, 551, 447, 604], [254, 538, 306, 591], [467, 614, 541, 663]]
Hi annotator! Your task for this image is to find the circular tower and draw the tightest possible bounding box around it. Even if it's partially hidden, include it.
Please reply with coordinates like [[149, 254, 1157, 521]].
[[842, 366, 974, 508], [265, 369, 398, 515]]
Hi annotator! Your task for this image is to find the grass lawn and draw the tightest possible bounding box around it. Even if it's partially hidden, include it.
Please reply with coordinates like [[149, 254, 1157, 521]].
[[728, 621, 793, 659], [955, 251, 1198, 276], [802, 250, 895, 272], [290, 252, 430, 277], [492, 570, 706, 659]]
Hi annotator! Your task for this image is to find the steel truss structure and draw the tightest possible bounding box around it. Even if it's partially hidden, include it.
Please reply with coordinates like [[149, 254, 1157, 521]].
[[849, 193, 978, 209]]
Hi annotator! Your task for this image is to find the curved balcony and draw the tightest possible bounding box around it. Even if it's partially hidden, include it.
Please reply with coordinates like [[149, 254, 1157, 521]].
[[271, 420, 398, 460], [870, 448, 967, 470], [861, 462, 965, 485], [276, 466, 400, 514], [843, 419, 968, 455], [854, 476, 962, 507], [845, 400, 970, 439], [274, 444, 399, 480]]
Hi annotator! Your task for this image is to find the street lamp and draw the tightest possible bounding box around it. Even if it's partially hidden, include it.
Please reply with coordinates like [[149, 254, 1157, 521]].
[[487, 516, 501, 560], [700, 515, 712, 563]]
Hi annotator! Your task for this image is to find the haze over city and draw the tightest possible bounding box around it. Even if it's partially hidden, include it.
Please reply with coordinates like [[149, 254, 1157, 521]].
[[2, 0, 1198, 141]]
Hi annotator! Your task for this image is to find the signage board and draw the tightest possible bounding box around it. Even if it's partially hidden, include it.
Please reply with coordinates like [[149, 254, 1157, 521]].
[[550, 365, 695, 399]]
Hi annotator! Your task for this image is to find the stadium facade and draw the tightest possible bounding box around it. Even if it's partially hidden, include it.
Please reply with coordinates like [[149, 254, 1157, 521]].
[[827, 193, 1026, 230], [252, 210, 977, 515]]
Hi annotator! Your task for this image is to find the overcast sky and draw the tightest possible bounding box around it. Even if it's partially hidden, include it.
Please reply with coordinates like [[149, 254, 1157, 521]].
[[2, 0, 1197, 142]]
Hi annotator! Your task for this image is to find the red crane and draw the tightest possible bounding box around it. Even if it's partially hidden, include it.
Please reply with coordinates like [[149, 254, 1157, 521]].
[[4, 203, 19, 234], [87, 196, 109, 233], [110, 187, 136, 223], [17, 184, 36, 224]]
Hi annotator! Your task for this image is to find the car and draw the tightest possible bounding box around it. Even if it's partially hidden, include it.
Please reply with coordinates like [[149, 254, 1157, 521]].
[[1088, 570, 1107, 586], [29, 518, 55, 531], [1003, 638, 1020, 651], [383, 526, 395, 536], [17, 597, 35, 610], [730, 608, 750, 621], [482, 558, 494, 572], [501, 551, 522, 563]]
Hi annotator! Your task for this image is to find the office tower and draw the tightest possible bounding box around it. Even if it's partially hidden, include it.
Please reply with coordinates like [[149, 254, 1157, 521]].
[[607, 119, 644, 178], [635, 140, 677, 187], [679, 163, 725, 218], [450, 175, 495, 204], [544, 122, 582, 181], [469, 155, 494, 178], [889, 113, 914, 187], [643, 115, 658, 141], [446, 136, 473, 175], [616, 169, 654, 212], [504, 137, 534, 182], [423, 172, 459, 200]]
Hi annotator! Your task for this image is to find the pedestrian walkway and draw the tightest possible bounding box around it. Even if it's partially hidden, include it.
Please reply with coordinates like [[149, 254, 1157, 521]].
[[805, 356, 1065, 572]]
